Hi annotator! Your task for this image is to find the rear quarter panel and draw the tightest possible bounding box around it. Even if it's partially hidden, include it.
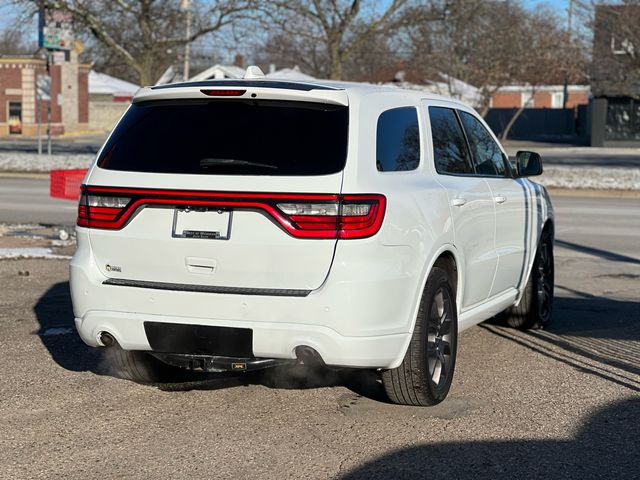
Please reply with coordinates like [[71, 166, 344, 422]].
[[338, 91, 455, 335]]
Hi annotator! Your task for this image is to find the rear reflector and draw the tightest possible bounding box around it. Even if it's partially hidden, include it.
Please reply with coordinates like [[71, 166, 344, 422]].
[[77, 186, 385, 239], [200, 89, 246, 97]]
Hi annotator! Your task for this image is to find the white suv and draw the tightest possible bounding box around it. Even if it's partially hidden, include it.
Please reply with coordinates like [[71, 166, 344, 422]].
[[70, 69, 554, 406]]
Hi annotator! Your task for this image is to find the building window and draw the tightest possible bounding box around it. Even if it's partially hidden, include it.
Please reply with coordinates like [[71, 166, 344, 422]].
[[551, 92, 564, 109], [8, 102, 22, 135]]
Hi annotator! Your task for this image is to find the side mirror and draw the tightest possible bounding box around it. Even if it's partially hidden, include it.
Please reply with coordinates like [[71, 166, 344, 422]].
[[515, 151, 543, 177]]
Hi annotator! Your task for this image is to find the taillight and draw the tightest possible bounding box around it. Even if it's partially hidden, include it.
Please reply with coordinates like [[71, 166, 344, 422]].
[[77, 191, 131, 228], [77, 186, 385, 239], [276, 195, 385, 239]]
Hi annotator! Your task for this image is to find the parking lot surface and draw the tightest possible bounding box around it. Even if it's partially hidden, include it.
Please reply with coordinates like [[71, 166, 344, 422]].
[[0, 195, 638, 479]]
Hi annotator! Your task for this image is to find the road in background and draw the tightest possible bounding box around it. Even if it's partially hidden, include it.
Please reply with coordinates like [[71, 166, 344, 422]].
[[1, 176, 638, 262], [502, 142, 640, 168], [552, 194, 640, 261], [0, 176, 77, 225]]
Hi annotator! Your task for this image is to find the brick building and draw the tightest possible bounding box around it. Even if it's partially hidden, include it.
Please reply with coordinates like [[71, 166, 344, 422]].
[[0, 54, 90, 137], [490, 85, 590, 110]]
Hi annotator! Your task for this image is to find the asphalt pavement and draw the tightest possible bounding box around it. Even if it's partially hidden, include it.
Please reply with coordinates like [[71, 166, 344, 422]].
[[0, 185, 638, 478], [0, 176, 77, 225]]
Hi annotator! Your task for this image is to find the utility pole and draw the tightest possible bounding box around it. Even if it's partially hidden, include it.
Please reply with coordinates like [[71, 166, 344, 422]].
[[46, 51, 52, 158], [182, 0, 192, 81], [36, 72, 42, 156], [562, 0, 574, 109], [568, 0, 574, 35]]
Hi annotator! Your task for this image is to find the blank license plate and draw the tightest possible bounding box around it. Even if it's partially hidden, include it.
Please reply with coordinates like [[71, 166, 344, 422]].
[[172, 208, 232, 240]]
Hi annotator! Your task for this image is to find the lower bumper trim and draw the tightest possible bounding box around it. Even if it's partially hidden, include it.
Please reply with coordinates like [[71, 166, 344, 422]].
[[103, 278, 311, 297]]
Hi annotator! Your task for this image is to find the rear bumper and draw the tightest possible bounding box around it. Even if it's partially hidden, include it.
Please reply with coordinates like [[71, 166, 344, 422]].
[[70, 228, 421, 369], [74, 311, 409, 368]]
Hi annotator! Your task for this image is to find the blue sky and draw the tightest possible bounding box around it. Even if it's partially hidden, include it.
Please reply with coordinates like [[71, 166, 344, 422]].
[[0, 0, 572, 41], [524, 0, 570, 15]]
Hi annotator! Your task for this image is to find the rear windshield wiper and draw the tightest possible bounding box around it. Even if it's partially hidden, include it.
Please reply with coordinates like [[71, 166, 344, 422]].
[[199, 158, 278, 169]]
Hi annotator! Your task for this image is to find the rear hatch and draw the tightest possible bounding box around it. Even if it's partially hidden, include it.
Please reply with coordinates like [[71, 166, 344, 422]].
[[83, 87, 349, 291]]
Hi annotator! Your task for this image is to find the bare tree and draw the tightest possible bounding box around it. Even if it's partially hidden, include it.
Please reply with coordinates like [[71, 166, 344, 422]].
[[23, 0, 255, 85], [0, 27, 37, 55], [259, 0, 439, 80], [253, 23, 401, 81], [404, 0, 587, 122], [498, 8, 588, 139], [591, 1, 640, 98], [252, 30, 328, 78]]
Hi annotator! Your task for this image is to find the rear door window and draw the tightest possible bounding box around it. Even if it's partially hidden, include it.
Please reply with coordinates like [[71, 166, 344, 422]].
[[458, 111, 507, 176], [428, 106, 473, 175], [97, 100, 349, 176], [376, 107, 420, 171]]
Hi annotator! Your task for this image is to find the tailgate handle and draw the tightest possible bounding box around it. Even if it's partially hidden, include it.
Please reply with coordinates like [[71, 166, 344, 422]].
[[185, 257, 216, 274]]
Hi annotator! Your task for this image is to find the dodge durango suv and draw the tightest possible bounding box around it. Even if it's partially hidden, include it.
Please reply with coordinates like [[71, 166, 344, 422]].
[[70, 68, 554, 406]]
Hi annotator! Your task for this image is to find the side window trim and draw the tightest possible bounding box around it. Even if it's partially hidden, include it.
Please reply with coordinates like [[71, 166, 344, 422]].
[[457, 109, 511, 179], [428, 105, 476, 177], [453, 109, 478, 176]]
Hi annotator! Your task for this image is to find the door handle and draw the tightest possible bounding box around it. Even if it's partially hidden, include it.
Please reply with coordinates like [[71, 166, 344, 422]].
[[451, 197, 467, 207], [494, 195, 507, 204], [185, 257, 216, 274]]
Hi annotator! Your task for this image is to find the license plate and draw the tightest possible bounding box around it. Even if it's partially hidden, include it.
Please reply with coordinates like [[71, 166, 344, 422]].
[[172, 208, 232, 240]]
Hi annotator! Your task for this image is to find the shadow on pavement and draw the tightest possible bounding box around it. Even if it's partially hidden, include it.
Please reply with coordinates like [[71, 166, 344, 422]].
[[33, 281, 387, 401], [340, 397, 640, 479], [33, 281, 102, 373], [556, 239, 640, 265], [485, 290, 640, 392]]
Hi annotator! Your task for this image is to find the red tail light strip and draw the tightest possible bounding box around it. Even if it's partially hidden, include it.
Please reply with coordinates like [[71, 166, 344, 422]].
[[78, 186, 386, 240]]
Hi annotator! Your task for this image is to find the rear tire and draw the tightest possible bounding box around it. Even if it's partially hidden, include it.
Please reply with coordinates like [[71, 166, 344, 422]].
[[382, 266, 458, 406], [103, 345, 188, 383], [501, 228, 554, 330]]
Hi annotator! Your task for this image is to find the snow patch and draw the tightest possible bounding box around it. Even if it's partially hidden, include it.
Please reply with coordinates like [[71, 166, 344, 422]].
[[538, 166, 640, 191], [0, 247, 71, 259], [0, 152, 93, 172]]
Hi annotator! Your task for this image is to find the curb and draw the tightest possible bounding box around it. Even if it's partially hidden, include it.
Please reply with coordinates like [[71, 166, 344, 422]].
[[0, 172, 50, 179]]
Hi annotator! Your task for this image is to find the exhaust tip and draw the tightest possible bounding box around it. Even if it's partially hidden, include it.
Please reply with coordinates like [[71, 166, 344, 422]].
[[295, 345, 325, 367], [99, 332, 116, 347]]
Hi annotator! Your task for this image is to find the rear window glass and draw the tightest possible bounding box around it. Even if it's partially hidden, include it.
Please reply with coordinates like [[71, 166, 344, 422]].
[[376, 107, 420, 171], [97, 100, 349, 176]]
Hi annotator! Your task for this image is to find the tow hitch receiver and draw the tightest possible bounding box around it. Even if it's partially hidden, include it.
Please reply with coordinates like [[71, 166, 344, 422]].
[[151, 353, 294, 373]]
